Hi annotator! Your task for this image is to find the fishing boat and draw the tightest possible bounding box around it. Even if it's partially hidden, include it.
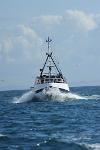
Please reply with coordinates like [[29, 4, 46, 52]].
[[32, 37, 70, 98]]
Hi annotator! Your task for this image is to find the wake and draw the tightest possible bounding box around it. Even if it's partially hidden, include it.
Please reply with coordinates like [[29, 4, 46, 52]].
[[13, 91, 35, 103], [12, 88, 100, 104]]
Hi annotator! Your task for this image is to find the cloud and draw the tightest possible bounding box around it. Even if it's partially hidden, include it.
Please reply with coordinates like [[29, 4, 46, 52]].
[[64, 10, 97, 31], [39, 15, 62, 26], [0, 25, 42, 63], [0, 9, 99, 64], [17, 25, 42, 48], [18, 25, 40, 40], [33, 10, 97, 32], [16, 25, 42, 61], [0, 38, 15, 63]]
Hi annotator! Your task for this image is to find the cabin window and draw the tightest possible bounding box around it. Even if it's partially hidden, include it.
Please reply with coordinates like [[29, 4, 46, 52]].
[[37, 79, 40, 84], [54, 79, 56, 82], [50, 79, 53, 82], [45, 79, 49, 83], [41, 80, 44, 83], [58, 79, 61, 82]]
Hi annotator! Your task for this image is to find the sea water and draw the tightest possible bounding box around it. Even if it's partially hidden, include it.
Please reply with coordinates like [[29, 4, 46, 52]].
[[0, 86, 100, 150]]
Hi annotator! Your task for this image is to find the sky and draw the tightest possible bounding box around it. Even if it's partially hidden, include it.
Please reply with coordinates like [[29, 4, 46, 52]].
[[0, 0, 100, 90]]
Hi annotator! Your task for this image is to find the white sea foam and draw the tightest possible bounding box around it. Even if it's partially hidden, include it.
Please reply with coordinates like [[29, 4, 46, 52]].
[[45, 88, 88, 101], [0, 133, 6, 137], [13, 90, 35, 103], [85, 95, 100, 100], [12, 88, 100, 104], [87, 143, 100, 150]]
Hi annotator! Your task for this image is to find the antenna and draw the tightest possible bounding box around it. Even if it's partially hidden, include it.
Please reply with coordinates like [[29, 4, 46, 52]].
[[46, 36, 52, 54]]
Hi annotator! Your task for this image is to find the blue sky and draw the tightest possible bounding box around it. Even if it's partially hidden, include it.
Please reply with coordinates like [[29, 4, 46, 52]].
[[0, 0, 100, 90]]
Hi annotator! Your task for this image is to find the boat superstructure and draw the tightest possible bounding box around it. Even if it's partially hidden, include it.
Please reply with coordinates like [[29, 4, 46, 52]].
[[33, 37, 70, 98]]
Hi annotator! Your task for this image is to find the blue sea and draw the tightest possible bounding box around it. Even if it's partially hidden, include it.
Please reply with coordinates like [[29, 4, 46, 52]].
[[0, 86, 100, 150]]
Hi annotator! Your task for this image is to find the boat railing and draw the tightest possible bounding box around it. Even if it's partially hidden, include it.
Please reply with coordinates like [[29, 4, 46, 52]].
[[35, 77, 66, 84]]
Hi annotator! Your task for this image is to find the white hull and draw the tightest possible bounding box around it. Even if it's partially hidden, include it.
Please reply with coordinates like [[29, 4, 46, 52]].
[[33, 82, 69, 99], [33, 88, 62, 100], [34, 82, 69, 91]]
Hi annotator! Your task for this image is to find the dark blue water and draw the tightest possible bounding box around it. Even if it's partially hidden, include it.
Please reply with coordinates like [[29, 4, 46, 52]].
[[0, 86, 100, 150]]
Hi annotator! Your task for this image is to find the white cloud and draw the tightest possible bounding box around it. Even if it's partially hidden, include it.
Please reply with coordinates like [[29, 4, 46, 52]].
[[17, 25, 42, 48], [65, 10, 97, 31], [0, 25, 42, 63], [0, 38, 15, 63], [2, 38, 13, 50], [16, 25, 42, 61], [0, 10, 99, 64], [33, 10, 97, 32], [18, 25, 39, 40], [40, 15, 62, 26]]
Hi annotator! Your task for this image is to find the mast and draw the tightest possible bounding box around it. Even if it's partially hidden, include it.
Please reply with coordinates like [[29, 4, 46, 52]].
[[46, 37, 52, 77], [46, 36, 52, 54], [40, 37, 63, 78]]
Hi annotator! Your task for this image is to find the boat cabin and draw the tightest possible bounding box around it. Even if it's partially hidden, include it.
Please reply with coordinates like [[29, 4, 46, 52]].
[[35, 75, 66, 84]]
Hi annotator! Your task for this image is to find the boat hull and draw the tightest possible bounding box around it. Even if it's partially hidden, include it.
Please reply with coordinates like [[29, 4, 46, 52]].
[[34, 82, 69, 92], [33, 82, 70, 99]]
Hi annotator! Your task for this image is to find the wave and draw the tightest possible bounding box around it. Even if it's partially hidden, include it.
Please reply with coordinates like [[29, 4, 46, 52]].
[[35, 137, 100, 150], [85, 95, 100, 100], [0, 133, 6, 137], [12, 88, 100, 104], [35, 138, 90, 150], [87, 143, 100, 150], [0, 133, 9, 141]]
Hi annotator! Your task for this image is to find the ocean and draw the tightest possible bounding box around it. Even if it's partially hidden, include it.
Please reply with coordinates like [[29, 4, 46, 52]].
[[0, 86, 100, 150]]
